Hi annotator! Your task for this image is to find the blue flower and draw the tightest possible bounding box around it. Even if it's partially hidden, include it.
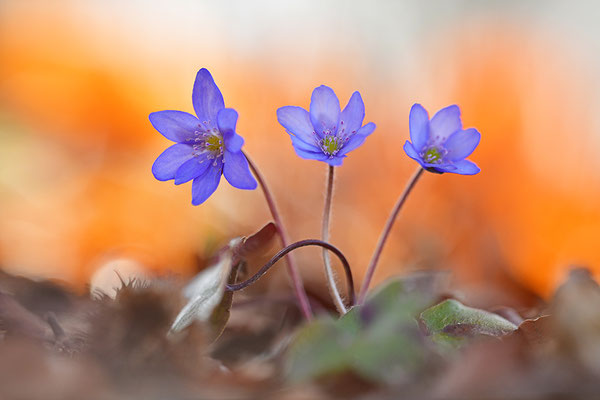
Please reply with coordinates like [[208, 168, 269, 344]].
[[277, 86, 376, 166], [403, 104, 481, 175], [150, 69, 257, 205]]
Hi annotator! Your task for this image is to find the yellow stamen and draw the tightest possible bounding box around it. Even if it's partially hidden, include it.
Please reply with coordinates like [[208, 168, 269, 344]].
[[205, 135, 222, 152], [424, 147, 442, 163], [322, 136, 339, 155]]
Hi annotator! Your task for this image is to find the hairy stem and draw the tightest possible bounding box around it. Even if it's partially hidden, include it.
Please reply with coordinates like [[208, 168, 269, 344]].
[[243, 151, 313, 320], [357, 167, 424, 304], [227, 239, 355, 308], [321, 165, 347, 314]]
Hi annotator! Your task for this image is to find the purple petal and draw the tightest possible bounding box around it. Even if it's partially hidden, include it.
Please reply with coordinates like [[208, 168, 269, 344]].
[[292, 145, 330, 162], [409, 104, 429, 151], [444, 128, 481, 161], [191, 159, 223, 205], [357, 122, 376, 136], [403, 141, 425, 166], [404, 138, 459, 173], [325, 156, 345, 167], [430, 105, 462, 143], [403, 141, 456, 173], [309, 85, 341, 135], [224, 133, 244, 153], [217, 108, 244, 152], [449, 159, 480, 175], [223, 150, 257, 190], [277, 106, 315, 143], [152, 144, 195, 181], [217, 108, 237, 134], [192, 68, 225, 126], [288, 133, 320, 153], [339, 91, 365, 135], [338, 122, 376, 156], [174, 154, 211, 185], [423, 162, 457, 171], [426, 166, 448, 174], [149, 111, 200, 143]]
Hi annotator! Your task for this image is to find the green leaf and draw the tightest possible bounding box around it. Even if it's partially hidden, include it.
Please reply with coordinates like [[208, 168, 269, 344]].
[[287, 273, 444, 384], [420, 299, 518, 349], [286, 318, 353, 382]]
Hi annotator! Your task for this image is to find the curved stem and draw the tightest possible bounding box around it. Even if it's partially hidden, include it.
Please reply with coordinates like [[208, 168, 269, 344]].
[[227, 239, 355, 307], [321, 165, 347, 314], [243, 151, 313, 320], [357, 167, 424, 304]]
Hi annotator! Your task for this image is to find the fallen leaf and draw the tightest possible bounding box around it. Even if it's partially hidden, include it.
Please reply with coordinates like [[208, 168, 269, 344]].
[[236, 222, 277, 259], [517, 315, 552, 346], [171, 239, 240, 334]]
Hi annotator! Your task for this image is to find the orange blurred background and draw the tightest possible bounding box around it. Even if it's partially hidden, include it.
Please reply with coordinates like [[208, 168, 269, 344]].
[[1, 1, 599, 300]]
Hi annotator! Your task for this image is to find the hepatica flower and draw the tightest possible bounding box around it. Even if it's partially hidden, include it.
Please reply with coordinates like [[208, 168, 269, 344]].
[[150, 69, 257, 205], [277, 86, 376, 166], [403, 104, 481, 175]]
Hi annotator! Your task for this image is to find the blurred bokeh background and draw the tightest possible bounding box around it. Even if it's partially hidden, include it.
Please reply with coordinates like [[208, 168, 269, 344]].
[[1, 0, 599, 302]]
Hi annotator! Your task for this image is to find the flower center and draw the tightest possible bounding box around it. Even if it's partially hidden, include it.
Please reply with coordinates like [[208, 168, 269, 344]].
[[191, 123, 224, 164], [205, 134, 223, 153], [422, 146, 445, 164], [320, 135, 342, 156]]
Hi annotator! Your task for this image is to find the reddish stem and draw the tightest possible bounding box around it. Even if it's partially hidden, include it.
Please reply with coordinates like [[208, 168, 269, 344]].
[[243, 151, 313, 320], [227, 239, 355, 308], [358, 167, 424, 304]]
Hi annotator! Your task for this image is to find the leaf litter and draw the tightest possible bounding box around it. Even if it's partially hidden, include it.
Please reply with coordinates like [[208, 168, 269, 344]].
[[2, 236, 600, 399]]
